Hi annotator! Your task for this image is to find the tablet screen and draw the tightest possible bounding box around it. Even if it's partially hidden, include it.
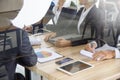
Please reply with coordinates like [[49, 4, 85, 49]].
[[57, 61, 93, 75]]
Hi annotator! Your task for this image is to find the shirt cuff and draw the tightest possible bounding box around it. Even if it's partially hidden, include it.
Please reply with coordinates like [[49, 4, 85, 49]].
[[115, 48, 120, 58]]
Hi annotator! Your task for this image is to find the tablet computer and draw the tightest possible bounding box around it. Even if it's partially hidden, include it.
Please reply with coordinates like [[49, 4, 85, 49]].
[[57, 60, 93, 75]]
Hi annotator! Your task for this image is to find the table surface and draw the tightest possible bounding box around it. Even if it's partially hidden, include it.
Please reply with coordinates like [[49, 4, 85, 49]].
[[28, 34, 120, 80]]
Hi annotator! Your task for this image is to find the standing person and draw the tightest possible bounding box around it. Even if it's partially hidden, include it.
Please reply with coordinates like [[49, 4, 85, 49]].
[[24, 0, 66, 33]]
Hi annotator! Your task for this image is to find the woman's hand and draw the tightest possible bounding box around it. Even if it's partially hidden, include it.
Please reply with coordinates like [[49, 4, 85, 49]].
[[55, 38, 71, 47], [23, 25, 33, 32], [85, 43, 96, 53], [93, 50, 115, 61]]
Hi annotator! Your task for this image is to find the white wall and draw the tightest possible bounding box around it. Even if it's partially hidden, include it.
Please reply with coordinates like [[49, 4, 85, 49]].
[[0, 0, 23, 12]]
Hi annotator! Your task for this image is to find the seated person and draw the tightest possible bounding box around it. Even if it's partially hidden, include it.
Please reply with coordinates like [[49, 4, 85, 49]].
[[24, 0, 65, 33], [0, 18, 37, 80], [84, 0, 120, 61], [44, 0, 97, 47], [44, 0, 106, 48], [84, 41, 120, 61]]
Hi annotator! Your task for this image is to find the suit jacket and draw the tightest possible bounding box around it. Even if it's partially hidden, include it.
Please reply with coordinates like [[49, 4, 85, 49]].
[[71, 4, 105, 46], [84, 4, 105, 39], [85, 4, 105, 27]]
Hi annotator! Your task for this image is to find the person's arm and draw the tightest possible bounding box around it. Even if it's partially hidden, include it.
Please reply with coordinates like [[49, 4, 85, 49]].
[[71, 39, 88, 46], [55, 38, 72, 47], [92, 50, 115, 61], [54, 38, 90, 47], [84, 42, 120, 61], [18, 30, 37, 67], [93, 47, 120, 60]]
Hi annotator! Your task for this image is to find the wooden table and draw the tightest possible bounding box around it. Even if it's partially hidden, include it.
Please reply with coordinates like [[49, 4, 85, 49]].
[[28, 35, 120, 80]]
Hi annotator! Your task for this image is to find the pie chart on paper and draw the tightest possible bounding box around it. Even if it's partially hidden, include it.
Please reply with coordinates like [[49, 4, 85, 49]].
[[36, 51, 52, 58], [34, 48, 63, 62]]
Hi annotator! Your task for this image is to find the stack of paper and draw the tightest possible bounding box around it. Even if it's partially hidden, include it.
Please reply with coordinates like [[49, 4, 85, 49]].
[[29, 35, 42, 45]]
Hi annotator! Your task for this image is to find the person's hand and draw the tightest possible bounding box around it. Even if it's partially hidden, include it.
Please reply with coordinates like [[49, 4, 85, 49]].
[[85, 41, 97, 53], [93, 50, 115, 61], [44, 32, 56, 41], [85, 43, 96, 53], [55, 38, 71, 47], [23, 25, 33, 32]]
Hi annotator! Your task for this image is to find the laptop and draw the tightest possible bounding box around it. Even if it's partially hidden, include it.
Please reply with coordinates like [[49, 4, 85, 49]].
[[47, 7, 85, 44], [48, 33, 82, 43]]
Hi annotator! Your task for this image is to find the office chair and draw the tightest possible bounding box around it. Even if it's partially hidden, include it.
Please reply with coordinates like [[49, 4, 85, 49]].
[[0, 30, 13, 52], [99, 1, 118, 46], [0, 17, 13, 51], [0, 34, 13, 49]]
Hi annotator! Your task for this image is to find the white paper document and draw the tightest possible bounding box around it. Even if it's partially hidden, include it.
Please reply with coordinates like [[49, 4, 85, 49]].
[[80, 50, 93, 58], [34, 48, 63, 63], [29, 35, 42, 45]]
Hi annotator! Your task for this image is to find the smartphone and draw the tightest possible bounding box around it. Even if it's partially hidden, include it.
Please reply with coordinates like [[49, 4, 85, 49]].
[[55, 58, 73, 65]]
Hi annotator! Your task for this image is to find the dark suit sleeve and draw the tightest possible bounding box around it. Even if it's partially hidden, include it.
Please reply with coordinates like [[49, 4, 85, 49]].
[[71, 38, 96, 46], [18, 30, 37, 67], [71, 39, 88, 46]]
